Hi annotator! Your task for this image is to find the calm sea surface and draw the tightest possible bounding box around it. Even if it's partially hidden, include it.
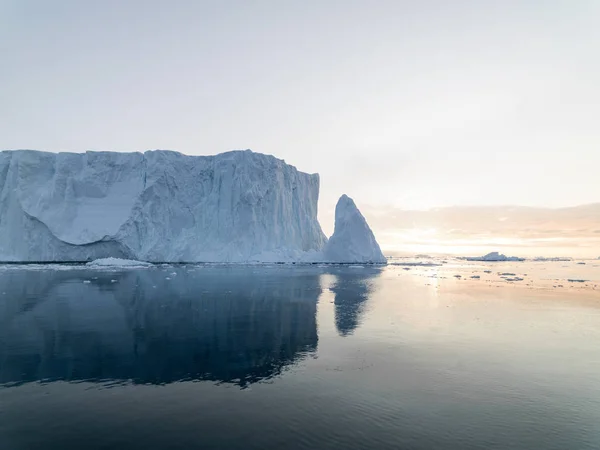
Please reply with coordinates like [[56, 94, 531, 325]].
[[1, 264, 599, 449]]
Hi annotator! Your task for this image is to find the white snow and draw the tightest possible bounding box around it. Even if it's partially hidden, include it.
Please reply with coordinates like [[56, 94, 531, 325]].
[[86, 257, 153, 267], [0, 150, 328, 262], [464, 252, 525, 262], [321, 195, 386, 264], [0, 150, 388, 264]]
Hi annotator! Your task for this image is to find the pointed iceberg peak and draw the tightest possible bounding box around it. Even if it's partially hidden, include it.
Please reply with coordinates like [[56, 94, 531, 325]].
[[323, 195, 386, 264]]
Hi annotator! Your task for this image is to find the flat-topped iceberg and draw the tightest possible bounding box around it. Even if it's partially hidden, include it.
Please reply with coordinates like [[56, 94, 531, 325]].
[[464, 252, 525, 262], [0, 150, 385, 264]]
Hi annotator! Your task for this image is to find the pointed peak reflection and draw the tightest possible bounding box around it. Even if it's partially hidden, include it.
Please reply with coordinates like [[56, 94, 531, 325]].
[[329, 267, 383, 337]]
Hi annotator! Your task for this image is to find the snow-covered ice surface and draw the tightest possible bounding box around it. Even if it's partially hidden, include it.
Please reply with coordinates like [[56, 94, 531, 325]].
[[86, 258, 153, 268], [0, 150, 388, 264], [464, 252, 525, 262], [0, 150, 332, 262], [322, 195, 386, 264]]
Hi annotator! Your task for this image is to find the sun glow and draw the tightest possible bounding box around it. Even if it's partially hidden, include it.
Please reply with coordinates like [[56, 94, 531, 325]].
[[378, 228, 594, 258]]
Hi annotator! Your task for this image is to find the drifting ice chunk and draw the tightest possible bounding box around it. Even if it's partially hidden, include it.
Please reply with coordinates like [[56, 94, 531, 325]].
[[389, 261, 442, 267], [322, 195, 386, 264], [533, 257, 572, 262], [86, 258, 153, 267], [465, 252, 525, 262]]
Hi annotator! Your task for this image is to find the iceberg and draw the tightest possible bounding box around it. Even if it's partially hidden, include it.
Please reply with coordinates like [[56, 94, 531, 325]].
[[463, 252, 525, 262], [322, 195, 386, 264], [86, 258, 153, 268], [0, 150, 385, 264]]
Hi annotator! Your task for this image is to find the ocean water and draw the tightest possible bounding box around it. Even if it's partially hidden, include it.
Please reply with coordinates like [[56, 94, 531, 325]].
[[1, 264, 599, 449]]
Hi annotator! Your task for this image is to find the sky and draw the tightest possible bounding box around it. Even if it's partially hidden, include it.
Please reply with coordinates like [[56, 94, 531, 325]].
[[362, 203, 600, 257], [1, 1, 599, 255]]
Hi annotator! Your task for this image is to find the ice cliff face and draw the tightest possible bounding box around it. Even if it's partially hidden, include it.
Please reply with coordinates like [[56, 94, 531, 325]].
[[0, 150, 327, 262], [323, 195, 386, 263]]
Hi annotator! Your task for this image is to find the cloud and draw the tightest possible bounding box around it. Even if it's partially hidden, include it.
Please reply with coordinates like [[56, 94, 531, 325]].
[[358, 203, 600, 257]]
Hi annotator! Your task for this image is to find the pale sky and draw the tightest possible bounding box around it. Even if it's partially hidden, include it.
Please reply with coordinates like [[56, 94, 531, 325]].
[[1, 0, 599, 250]]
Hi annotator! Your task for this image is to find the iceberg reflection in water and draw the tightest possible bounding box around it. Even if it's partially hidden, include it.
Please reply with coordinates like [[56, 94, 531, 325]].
[[1, 263, 599, 450], [330, 269, 378, 337], [0, 265, 381, 388]]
